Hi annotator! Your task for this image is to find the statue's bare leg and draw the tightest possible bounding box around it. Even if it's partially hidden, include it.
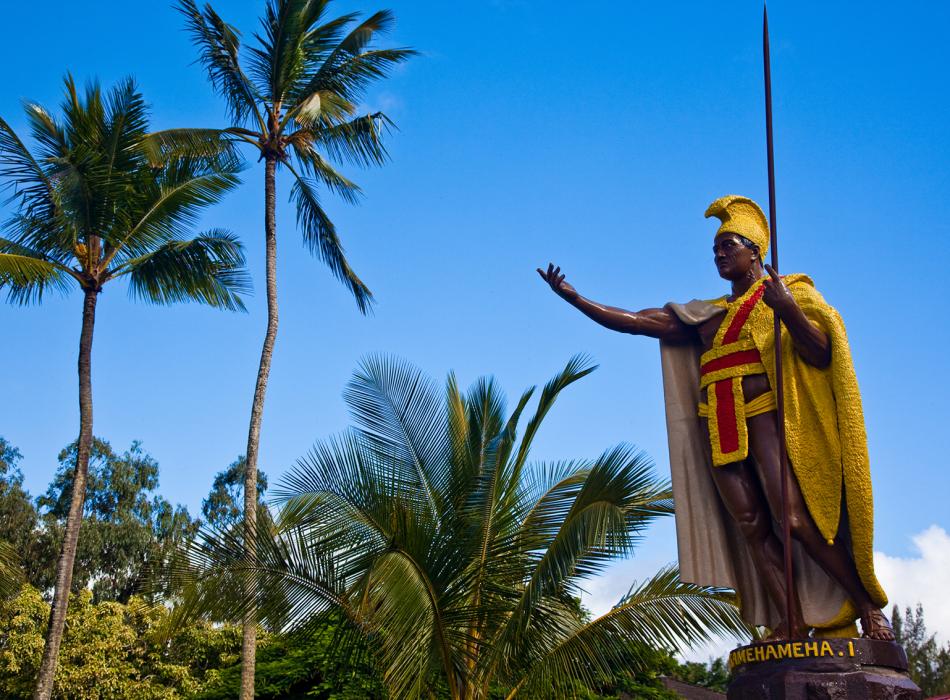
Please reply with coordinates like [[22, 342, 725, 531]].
[[746, 409, 895, 641], [700, 418, 806, 638]]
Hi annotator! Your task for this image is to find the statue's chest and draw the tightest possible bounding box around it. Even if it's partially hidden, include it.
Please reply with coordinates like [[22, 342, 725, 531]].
[[697, 314, 725, 352], [697, 284, 768, 353]]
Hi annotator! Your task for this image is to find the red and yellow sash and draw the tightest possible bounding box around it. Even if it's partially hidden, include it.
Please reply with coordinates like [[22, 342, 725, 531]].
[[699, 282, 769, 466]]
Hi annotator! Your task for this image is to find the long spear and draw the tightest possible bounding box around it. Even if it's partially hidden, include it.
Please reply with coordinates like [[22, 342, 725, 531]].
[[763, 4, 795, 638]]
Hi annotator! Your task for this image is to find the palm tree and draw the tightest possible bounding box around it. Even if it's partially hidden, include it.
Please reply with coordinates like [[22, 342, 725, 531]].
[[159, 3, 414, 692], [174, 356, 751, 699], [0, 75, 248, 700]]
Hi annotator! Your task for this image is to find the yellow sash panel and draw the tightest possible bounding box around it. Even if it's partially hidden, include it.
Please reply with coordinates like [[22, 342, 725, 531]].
[[699, 280, 769, 466]]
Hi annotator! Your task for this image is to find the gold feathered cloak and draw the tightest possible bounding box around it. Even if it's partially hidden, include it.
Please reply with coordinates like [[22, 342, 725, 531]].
[[660, 274, 886, 633]]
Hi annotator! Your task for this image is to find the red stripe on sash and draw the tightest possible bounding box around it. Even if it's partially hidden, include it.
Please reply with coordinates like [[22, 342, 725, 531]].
[[715, 380, 739, 453], [702, 349, 763, 375], [723, 285, 766, 344]]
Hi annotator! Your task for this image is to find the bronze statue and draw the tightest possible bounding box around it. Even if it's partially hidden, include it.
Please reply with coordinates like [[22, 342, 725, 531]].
[[538, 195, 893, 641]]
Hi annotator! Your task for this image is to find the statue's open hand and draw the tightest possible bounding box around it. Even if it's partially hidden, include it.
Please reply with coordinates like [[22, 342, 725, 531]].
[[537, 263, 578, 301], [762, 264, 795, 314]]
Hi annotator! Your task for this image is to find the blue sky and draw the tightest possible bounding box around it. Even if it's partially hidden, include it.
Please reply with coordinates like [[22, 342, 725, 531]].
[[3, 0, 949, 640]]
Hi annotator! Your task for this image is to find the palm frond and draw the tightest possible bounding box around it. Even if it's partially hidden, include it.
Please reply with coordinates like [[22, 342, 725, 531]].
[[40, 76, 124, 241], [440, 372, 483, 522], [161, 513, 348, 638], [614, 564, 752, 649], [464, 376, 507, 478], [247, 0, 321, 104], [312, 111, 393, 168], [355, 550, 446, 698], [102, 77, 150, 177], [3, 213, 74, 267], [289, 142, 361, 204], [463, 382, 533, 558], [0, 248, 72, 304], [529, 447, 668, 585], [342, 354, 448, 518], [286, 88, 356, 129], [105, 157, 242, 263], [60, 75, 105, 159], [298, 10, 415, 105], [117, 229, 250, 310], [177, 0, 264, 128], [285, 163, 373, 312], [0, 114, 60, 224], [276, 431, 397, 563], [497, 446, 669, 658], [141, 128, 244, 166], [509, 354, 597, 482], [517, 461, 590, 537], [463, 385, 535, 647], [545, 448, 671, 583], [329, 10, 397, 65], [509, 565, 748, 696]]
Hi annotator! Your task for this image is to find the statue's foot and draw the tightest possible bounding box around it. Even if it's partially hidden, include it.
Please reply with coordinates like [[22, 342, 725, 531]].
[[861, 608, 895, 641]]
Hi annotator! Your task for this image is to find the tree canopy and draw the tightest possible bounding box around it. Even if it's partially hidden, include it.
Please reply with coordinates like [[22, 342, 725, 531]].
[[201, 456, 268, 533], [34, 439, 198, 602]]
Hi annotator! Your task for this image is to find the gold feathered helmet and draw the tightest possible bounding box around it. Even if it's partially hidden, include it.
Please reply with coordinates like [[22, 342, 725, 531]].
[[705, 195, 770, 260]]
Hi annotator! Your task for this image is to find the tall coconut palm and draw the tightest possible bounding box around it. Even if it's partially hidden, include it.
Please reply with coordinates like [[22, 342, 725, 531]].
[[159, 3, 414, 692], [173, 356, 752, 699], [0, 75, 247, 700]]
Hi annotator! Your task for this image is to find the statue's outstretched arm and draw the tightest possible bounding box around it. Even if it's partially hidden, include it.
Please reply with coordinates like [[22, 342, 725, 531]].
[[537, 263, 694, 342]]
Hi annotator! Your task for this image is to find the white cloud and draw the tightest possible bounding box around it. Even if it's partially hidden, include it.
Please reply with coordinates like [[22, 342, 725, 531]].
[[875, 524, 950, 643]]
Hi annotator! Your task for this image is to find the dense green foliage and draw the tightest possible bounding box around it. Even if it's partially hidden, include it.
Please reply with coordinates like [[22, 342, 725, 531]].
[[0, 437, 270, 605], [893, 604, 950, 696], [670, 656, 730, 693], [0, 585, 240, 699], [174, 356, 750, 699], [0, 575, 721, 700], [0, 437, 400, 698], [197, 615, 384, 700]]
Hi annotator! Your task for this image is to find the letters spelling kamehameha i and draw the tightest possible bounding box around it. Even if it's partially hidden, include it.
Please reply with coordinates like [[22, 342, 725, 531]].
[[728, 639, 857, 670], [537, 195, 893, 642]]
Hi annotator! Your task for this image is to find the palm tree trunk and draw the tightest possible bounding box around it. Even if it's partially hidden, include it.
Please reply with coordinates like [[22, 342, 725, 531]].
[[33, 287, 98, 700], [240, 155, 279, 700]]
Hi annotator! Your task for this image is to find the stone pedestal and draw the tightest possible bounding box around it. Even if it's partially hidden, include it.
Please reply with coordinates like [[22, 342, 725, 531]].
[[726, 638, 921, 699]]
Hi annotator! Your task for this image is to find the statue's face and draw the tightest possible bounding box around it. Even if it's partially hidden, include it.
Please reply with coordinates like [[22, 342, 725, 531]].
[[713, 232, 757, 281]]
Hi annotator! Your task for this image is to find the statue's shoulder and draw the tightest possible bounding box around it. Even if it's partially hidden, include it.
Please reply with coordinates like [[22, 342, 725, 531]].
[[666, 298, 726, 326], [704, 295, 730, 308], [783, 273, 836, 314], [783, 272, 815, 289]]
